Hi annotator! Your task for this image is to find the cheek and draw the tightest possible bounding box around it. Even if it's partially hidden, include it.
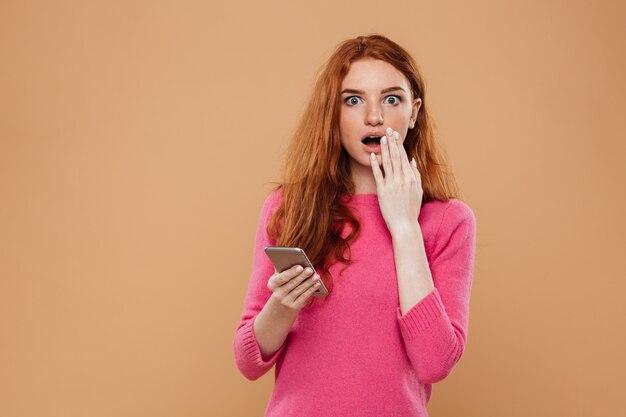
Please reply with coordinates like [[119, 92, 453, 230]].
[[338, 115, 354, 142], [389, 112, 411, 128], [338, 112, 346, 134], [338, 136, 348, 150]]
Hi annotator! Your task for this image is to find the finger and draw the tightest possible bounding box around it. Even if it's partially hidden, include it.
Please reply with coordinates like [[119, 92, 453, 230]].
[[269, 265, 308, 291], [380, 134, 393, 179], [386, 127, 401, 181], [279, 265, 304, 285], [369, 152, 384, 189], [410, 157, 422, 186], [294, 277, 321, 305], [286, 273, 319, 303], [282, 267, 314, 291], [286, 271, 316, 295], [268, 265, 300, 290], [395, 131, 413, 181]]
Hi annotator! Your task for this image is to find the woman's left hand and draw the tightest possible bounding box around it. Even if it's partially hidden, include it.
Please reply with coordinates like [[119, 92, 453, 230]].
[[370, 127, 423, 236]]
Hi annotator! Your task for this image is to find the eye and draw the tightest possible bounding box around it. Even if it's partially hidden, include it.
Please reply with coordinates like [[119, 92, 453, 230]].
[[344, 95, 402, 106], [384, 95, 402, 105], [345, 96, 362, 106]]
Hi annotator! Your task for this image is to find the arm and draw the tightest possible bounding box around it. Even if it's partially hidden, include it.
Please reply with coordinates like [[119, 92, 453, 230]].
[[253, 295, 299, 361], [232, 191, 290, 380], [393, 200, 477, 384], [392, 221, 435, 316]]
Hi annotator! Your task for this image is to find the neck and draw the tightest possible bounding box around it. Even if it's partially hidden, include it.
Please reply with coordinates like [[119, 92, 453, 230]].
[[350, 162, 378, 194]]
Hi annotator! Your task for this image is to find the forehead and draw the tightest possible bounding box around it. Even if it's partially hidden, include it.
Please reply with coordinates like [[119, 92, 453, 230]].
[[341, 58, 409, 89]]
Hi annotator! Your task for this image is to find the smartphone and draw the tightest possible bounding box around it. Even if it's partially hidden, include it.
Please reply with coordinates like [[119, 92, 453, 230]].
[[264, 246, 329, 297]]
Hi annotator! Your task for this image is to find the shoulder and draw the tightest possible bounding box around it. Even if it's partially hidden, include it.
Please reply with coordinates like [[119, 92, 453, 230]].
[[424, 199, 477, 264], [263, 187, 283, 208], [442, 199, 476, 225], [423, 198, 476, 237], [259, 187, 284, 220]]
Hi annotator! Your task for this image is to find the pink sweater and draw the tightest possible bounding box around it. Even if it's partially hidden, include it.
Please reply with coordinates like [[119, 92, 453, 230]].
[[233, 189, 477, 417]]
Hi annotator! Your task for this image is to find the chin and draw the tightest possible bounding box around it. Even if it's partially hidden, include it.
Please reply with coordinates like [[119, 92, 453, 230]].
[[355, 155, 380, 169]]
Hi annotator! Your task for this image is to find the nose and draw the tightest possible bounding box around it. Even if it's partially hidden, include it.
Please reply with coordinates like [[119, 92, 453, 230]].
[[366, 103, 383, 125]]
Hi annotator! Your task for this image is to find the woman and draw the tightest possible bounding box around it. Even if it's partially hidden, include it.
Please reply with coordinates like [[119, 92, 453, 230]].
[[233, 33, 477, 417]]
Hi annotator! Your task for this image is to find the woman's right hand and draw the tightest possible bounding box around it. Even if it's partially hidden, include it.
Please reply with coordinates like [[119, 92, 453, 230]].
[[267, 265, 321, 311]]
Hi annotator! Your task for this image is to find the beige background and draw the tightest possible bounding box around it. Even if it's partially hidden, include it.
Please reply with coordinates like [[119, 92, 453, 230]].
[[1, 1, 625, 416]]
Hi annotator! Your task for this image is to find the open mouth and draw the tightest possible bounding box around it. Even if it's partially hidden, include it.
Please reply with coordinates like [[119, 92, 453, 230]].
[[361, 136, 382, 146]]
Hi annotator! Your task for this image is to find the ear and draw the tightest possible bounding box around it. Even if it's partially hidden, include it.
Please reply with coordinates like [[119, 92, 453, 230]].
[[409, 97, 422, 129]]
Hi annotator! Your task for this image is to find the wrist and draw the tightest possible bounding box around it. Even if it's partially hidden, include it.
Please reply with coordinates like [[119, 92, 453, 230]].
[[389, 220, 421, 240]]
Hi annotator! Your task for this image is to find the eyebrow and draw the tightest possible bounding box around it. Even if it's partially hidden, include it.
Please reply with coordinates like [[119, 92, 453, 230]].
[[340, 86, 407, 95]]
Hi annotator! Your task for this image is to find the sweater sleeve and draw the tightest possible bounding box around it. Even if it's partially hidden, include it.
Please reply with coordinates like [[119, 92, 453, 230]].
[[232, 190, 287, 381], [395, 199, 477, 384]]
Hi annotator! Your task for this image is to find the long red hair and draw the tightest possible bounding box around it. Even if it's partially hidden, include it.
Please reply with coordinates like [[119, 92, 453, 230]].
[[267, 34, 461, 306]]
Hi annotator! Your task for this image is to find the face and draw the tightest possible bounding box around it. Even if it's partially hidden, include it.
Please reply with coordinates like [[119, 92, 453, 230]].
[[338, 58, 422, 172]]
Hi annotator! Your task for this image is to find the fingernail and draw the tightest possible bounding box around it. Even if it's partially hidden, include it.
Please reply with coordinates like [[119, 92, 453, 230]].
[[296, 265, 303, 272], [370, 152, 376, 159], [386, 127, 393, 136], [381, 136, 387, 145]]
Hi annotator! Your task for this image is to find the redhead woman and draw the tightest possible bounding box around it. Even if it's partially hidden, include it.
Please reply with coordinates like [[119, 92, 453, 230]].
[[233, 34, 477, 417]]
